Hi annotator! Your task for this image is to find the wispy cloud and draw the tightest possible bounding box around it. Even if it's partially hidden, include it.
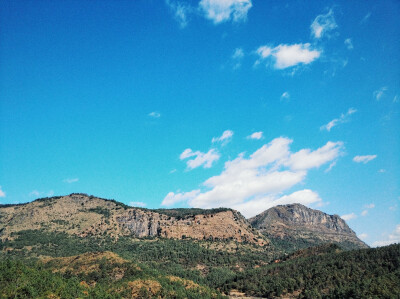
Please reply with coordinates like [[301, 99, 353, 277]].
[[63, 178, 79, 183], [29, 190, 41, 197], [320, 108, 357, 131], [353, 155, 377, 164], [0, 186, 5, 198], [166, 0, 191, 28], [373, 224, 400, 247], [212, 130, 234, 144], [255, 43, 321, 69], [364, 203, 375, 209], [344, 38, 353, 50], [360, 12, 371, 25], [129, 201, 147, 207], [232, 48, 244, 69], [148, 111, 161, 118], [199, 0, 252, 24], [341, 213, 357, 221], [164, 137, 344, 217], [247, 131, 263, 140], [280, 91, 290, 101], [311, 9, 337, 39], [373, 87, 388, 101], [180, 148, 220, 170]]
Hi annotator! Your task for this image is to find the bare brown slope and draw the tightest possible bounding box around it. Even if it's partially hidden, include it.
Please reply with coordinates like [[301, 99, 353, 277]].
[[0, 194, 267, 246], [249, 203, 367, 250]]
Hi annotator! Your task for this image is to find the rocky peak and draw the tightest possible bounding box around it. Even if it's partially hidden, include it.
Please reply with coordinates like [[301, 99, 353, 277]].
[[250, 203, 367, 250]]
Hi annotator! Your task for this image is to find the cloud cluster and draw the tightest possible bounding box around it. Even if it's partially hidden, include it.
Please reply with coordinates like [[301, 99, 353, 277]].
[[199, 0, 252, 24], [353, 155, 377, 164], [180, 148, 220, 170], [255, 43, 321, 69], [373, 224, 400, 247], [311, 9, 337, 39], [164, 137, 344, 217], [320, 108, 357, 132]]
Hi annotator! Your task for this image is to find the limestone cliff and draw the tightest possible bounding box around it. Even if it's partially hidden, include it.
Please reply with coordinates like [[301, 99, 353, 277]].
[[249, 203, 367, 250], [0, 194, 266, 246]]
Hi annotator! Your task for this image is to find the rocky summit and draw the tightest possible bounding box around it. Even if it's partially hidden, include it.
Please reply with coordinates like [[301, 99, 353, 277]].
[[250, 203, 368, 251]]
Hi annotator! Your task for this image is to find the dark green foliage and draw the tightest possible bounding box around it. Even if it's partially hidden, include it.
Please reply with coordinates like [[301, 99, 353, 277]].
[[225, 244, 400, 298], [88, 206, 111, 218], [0, 258, 226, 298], [1, 229, 399, 298], [152, 208, 232, 220]]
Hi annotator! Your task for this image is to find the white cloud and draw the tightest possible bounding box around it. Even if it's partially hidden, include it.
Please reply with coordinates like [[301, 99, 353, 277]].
[[129, 201, 147, 207], [284, 141, 344, 171], [169, 169, 177, 174], [378, 169, 386, 173], [280, 91, 290, 101], [232, 189, 322, 218], [162, 189, 200, 206], [255, 43, 321, 69], [311, 9, 337, 39], [358, 233, 368, 240], [180, 148, 220, 169], [148, 111, 161, 118], [63, 178, 79, 183], [320, 108, 357, 131], [164, 137, 343, 217], [212, 130, 234, 144], [341, 213, 357, 221], [361, 210, 368, 216], [373, 87, 387, 101], [199, 0, 252, 24], [247, 131, 263, 140], [373, 224, 400, 247], [0, 186, 5, 198], [166, 0, 191, 28], [344, 38, 353, 50], [353, 155, 377, 164], [364, 203, 375, 209]]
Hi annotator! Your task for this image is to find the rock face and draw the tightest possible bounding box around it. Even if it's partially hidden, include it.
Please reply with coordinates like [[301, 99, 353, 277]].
[[0, 194, 266, 246], [250, 203, 368, 250]]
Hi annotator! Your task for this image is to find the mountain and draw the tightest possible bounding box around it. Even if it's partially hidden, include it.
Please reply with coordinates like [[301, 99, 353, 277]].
[[0, 193, 266, 246], [1, 194, 398, 298], [250, 203, 368, 252]]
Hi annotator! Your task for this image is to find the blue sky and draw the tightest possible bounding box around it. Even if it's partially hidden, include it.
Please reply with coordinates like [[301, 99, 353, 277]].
[[0, 0, 399, 246]]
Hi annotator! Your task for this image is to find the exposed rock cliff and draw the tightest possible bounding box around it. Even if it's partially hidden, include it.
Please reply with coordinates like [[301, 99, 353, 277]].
[[249, 203, 367, 251], [0, 194, 266, 246]]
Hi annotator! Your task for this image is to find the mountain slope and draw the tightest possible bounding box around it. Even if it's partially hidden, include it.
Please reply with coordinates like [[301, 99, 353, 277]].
[[0, 193, 266, 246], [249, 203, 367, 251]]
